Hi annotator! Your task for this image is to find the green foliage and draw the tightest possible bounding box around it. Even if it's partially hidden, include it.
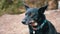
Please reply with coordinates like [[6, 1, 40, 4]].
[[0, 0, 24, 16]]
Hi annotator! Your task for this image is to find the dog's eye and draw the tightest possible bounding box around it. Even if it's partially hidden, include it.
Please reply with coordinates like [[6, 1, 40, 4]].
[[31, 14, 35, 18], [30, 13, 34, 17], [30, 14, 33, 17]]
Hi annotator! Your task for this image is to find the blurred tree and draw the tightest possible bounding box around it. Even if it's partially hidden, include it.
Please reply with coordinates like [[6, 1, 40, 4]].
[[0, 0, 24, 15], [1, 0, 13, 9], [48, 0, 58, 10], [23, 0, 58, 10]]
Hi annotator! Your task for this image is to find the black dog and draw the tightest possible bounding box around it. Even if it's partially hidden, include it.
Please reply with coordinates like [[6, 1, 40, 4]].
[[22, 5, 57, 34]]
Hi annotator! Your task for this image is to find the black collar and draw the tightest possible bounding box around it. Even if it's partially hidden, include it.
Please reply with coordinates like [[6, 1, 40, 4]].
[[37, 20, 47, 30]]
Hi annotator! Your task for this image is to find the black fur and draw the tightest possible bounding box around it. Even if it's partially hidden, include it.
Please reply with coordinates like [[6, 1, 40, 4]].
[[22, 5, 57, 34]]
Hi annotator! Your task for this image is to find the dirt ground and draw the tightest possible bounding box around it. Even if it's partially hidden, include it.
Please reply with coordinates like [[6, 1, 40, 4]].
[[0, 9, 60, 34]]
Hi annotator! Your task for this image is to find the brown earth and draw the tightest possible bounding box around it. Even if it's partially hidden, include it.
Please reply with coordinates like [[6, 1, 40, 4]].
[[0, 9, 60, 34]]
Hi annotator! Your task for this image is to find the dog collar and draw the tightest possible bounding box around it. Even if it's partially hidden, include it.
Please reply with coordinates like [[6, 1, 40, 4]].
[[37, 20, 47, 30]]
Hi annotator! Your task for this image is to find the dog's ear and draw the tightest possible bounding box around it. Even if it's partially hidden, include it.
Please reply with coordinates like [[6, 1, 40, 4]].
[[38, 5, 48, 14], [24, 5, 29, 10]]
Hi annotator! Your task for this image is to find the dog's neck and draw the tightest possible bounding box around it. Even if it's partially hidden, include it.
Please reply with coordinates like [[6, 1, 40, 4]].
[[38, 14, 46, 25], [35, 14, 47, 30], [37, 20, 47, 30]]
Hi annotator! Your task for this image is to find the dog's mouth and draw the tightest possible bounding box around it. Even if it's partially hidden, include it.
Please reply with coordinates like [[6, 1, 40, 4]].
[[29, 22, 38, 30], [29, 22, 38, 27]]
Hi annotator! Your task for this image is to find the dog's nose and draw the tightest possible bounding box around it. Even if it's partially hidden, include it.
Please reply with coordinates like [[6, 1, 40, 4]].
[[22, 21, 26, 24]]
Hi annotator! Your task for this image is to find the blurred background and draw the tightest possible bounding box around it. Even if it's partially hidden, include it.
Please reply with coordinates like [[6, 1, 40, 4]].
[[0, 0, 59, 15], [0, 0, 60, 34]]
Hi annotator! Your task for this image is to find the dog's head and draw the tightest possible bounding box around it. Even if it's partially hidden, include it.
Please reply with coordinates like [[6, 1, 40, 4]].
[[22, 5, 48, 25]]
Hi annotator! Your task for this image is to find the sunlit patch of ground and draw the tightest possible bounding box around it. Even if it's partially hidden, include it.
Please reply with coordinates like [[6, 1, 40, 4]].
[[45, 10, 60, 32], [0, 9, 60, 34]]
